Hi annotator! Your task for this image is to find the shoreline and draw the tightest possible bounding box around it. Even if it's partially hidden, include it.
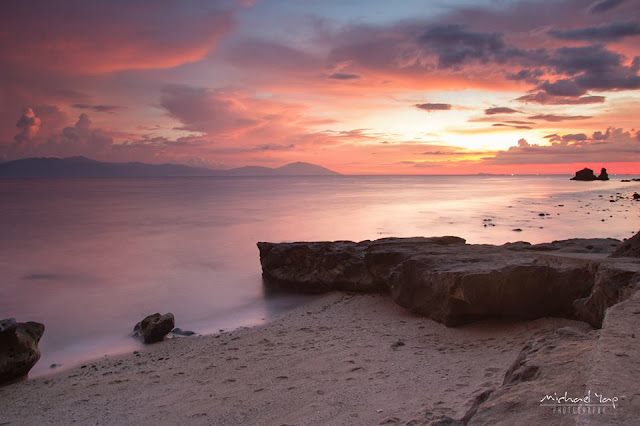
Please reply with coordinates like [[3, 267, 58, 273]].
[[0, 291, 608, 425], [2, 228, 639, 424]]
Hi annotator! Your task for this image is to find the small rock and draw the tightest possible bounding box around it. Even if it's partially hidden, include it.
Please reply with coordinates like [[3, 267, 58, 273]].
[[512, 228, 523, 232], [132, 313, 175, 344], [0, 318, 45, 384]]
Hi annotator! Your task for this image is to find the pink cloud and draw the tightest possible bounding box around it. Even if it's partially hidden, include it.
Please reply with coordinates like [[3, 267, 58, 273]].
[[0, 1, 234, 74]]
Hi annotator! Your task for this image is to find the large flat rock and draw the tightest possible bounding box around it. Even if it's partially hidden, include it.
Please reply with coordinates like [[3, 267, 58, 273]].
[[258, 236, 640, 327]]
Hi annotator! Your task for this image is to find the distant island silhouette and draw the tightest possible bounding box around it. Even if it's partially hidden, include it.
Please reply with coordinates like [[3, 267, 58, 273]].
[[0, 156, 340, 178]]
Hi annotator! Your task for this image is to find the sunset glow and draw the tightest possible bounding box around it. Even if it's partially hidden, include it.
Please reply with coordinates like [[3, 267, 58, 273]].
[[1, 0, 639, 174]]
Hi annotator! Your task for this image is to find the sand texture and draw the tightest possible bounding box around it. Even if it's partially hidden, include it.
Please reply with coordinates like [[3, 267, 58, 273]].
[[0, 293, 591, 425]]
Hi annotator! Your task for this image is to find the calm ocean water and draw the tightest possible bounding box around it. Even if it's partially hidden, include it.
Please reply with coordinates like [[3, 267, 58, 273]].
[[1, 175, 639, 376]]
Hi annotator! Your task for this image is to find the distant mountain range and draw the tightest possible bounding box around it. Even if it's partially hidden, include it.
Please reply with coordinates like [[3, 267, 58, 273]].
[[0, 156, 340, 178]]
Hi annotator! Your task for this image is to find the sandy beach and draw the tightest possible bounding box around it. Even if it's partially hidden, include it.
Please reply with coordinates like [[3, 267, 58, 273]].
[[0, 292, 591, 425]]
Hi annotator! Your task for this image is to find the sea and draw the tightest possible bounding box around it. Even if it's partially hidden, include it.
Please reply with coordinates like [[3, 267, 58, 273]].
[[1, 175, 638, 376]]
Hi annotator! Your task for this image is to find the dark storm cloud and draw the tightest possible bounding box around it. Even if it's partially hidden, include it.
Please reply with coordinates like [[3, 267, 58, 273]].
[[417, 24, 548, 69], [588, 0, 626, 14], [418, 24, 506, 68], [540, 79, 587, 96], [538, 45, 640, 93], [548, 45, 621, 76], [528, 114, 592, 122], [415, 103, 452, 111], [549, 21, 640, 41], [484, 107, 519, 115], [328, 72, 361, 80], [72, 104, 126, 113], [506, 69, 544, 84]]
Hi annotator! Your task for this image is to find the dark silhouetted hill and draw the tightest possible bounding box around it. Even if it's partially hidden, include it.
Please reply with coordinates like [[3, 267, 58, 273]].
[[0, 156, 340, 178]]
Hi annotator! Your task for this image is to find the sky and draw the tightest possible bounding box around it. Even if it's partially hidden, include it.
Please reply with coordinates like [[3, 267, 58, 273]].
[[0, 0, 639, 174]]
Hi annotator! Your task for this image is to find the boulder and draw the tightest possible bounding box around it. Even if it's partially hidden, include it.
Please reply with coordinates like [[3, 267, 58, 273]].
[[257, 240, 374, 293], [0, 318, 45, 385], [258, 237, 640, 326], [570, 167, 598, 181], [611, 230, 640, 258], [132, 313, 175, 344]]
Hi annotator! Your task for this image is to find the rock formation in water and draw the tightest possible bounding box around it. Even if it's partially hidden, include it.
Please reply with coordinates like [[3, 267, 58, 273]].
[[570, 167, 610, 181], [571, 168, 597, 181], [132, 313, 175, 344], [258, 233, 640, 327], [0, 318, 45, 385]]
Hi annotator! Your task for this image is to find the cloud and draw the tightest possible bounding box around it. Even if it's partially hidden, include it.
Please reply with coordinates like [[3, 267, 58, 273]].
[[540, 79, 587, 96], [505, 69, 544, 84], [14, 107, 41, 144], [415, 103, 452, 112], [0, 0, 234, 74], [225, 39, 321, 74], [505, 120, 536, 125], [542, 45, 640, 93], [492, 123, 532, 129], [159, 85, 315, 146], [484, 107, 519, 115], [588, 0, 626, 14], [548, 21, 640, 41], [516, 92, 606, 105], [417, 24, 508, 68], [328, 72, 360, 80], [484, 127, 639, 165], [528, 114, 592, 122], [72, 104, 126, 113]]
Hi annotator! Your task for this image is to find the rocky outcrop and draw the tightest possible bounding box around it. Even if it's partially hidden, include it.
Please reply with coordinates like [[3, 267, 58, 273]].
[[258, 236, 640, 327], [0, 318, 45, 385], [610, 230, 640, 258], [597, 167, 609, 180], [450, 290, 640, 425], [385, 244, 593, 326], [257, 236, 465, 293], [570, 167, 609, 181], [132, 313, 175, 344], [464, 324, 596, 425], [573, 262, 640, 327], [581, 290, 640, 424], [503, 238, 621, 254]]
